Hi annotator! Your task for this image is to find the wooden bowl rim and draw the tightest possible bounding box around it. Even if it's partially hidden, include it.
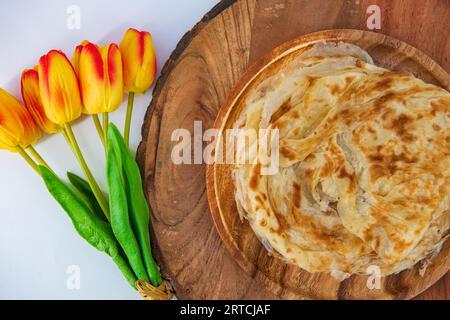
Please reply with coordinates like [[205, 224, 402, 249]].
[[206, 29, 450, 299]]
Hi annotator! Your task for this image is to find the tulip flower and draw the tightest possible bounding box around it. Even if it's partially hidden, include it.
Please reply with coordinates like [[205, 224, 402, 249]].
[[0, 88, 43, 172], [119, 28, 157, 146], [38, 49, 110, 221], [73, 41, 123, 146], [73, 41, 103, 143], [120, 28, 156, 94], [38, 50, 83, 125], [21, 67, 60, 134], [0, 88, 41, 150]]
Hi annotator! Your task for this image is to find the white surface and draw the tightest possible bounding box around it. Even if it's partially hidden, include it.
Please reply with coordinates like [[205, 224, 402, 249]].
[[0, 0, 218, 299]]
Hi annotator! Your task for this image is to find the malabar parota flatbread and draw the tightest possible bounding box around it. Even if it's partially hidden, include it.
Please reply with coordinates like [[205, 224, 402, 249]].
[[232, 42, 450, 276]]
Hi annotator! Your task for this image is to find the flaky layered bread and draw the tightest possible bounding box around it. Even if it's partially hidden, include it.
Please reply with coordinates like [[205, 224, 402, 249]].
[[233, 42, 450, 276]]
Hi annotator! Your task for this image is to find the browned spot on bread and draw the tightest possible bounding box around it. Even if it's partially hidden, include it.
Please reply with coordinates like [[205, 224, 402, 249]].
[[320, 157, 334, 178], [370, 163, 397, 180], [378, 92, 395, 103], [374, 237, 381, 251], [306, 76, 318, 84], [431, 98, 449, 116], [345, 76, 355, 85], [392, 235, 412, 253], [369, 151, 417, 164], [304, 168, 314, 178], [292, 182, 302, 208], [309, 222, 342, 244], [373, 78, 394, 92], [338, 166, 356, 191], [317, 256, 332, 269], [385, 113, 415, 142], [249, 163, 261, 190], [260, 219, 267, 227], [355, 59, 364, 68], [369, 151, 418, 180], [340, 109, 351, 117], [255, 194, 266, 208], [366, 126, 378, 139], [369, 154, 383, 162], [328, 142, 346, 168], [280, 146, 296, 160], [432, 123, 441, 131], [393, 199, 408, 207], [270, 99, 293, 123], [418, 196, 432, 205], [329, 83, 342, 95], [304, 153, 316, 162], [381, 107, 395, 120], [364, 228, 374, 242], [292, 127, 302, 136], [272, 209, 289, 234]]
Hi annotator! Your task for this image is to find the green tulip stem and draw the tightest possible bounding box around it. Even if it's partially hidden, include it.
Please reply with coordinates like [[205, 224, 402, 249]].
[[63, 123, 110, 221], [17, 147, 40, 175], [124, 92, 135, 147], [102, 112, 109, 151], [62, 130, 74, 152], [27, 145, 52, 172], [92, 114, 105, 147]]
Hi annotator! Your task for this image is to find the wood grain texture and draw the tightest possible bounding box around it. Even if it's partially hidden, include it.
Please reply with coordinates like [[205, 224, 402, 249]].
[[137, 0, 450, 299]]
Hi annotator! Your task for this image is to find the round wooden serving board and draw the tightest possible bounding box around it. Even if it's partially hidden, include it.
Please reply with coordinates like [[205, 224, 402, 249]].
[[137, 0, 450, 299]]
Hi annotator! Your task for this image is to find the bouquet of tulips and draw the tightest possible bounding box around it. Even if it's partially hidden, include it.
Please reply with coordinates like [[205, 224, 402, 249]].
[[0, 28, 171, 299]]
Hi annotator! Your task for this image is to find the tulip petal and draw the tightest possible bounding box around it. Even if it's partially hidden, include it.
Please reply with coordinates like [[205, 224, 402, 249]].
[[78, 43, 106, 114], [72, 40, 91, 76], [21, 69, 59, 134], [38, 50, 82, 125], [100, 44, 123, 112]]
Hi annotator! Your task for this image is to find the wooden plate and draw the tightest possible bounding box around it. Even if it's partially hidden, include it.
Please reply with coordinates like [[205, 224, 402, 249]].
[[138, 0, 450, 299], [206, 29, 450, 300]]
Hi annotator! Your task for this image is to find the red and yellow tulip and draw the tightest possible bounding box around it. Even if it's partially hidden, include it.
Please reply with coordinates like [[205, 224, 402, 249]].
[[0, 88, 41, 151], [38, 50, 82, 125], [119, 28, 157, 146], [73, 41, 123, 114], [21, 67, 60, 134], [119, 28, 156, 94]]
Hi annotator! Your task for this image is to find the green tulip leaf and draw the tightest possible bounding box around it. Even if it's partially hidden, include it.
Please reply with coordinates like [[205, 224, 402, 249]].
[[40, 166, 137, 289]]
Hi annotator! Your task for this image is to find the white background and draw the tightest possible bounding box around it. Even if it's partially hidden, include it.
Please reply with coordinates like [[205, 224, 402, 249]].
[[0, 0, 218, 299]]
